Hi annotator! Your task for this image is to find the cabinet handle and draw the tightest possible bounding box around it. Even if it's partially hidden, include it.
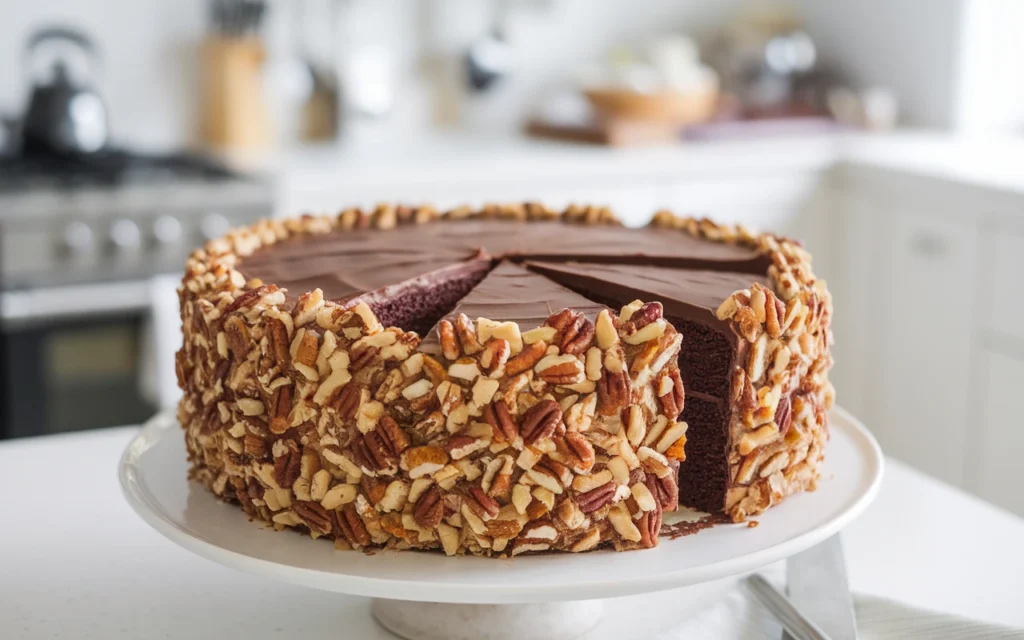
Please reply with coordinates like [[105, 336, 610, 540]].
[[909, 231, 949, 258]]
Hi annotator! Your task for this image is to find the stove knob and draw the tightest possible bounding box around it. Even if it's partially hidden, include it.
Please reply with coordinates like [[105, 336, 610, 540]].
[[62, 221, 94, 256], [153, 215, 183, 247], [109, 218, 142, 253], [200, 212, 231, 241]]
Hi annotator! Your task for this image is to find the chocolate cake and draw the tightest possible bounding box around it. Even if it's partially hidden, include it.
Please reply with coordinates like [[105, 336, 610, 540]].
[[176, 203, 833, 556]]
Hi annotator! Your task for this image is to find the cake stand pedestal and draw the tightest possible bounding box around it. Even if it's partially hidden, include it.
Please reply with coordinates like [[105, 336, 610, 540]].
[[120, 408, 882, 639], [371, 599, 605, 640]]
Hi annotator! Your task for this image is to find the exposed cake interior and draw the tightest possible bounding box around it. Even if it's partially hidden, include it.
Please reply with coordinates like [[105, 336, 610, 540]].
[[527, 261, 767, 513], [354, 259, 493, 336]]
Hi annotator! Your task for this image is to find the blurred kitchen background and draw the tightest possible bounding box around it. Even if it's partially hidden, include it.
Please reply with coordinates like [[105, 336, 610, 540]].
[[1, 0, 1022, 518]]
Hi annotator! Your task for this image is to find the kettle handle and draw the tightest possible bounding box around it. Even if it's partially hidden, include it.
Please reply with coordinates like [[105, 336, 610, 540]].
[[25, 26, 100, 66]]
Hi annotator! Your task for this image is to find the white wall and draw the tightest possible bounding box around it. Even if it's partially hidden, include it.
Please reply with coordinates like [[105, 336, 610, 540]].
[[953, 0, 1024, 134], [797, 0, 966, 128], [0, 0, 743, 149], [0, 0, 206, 151]]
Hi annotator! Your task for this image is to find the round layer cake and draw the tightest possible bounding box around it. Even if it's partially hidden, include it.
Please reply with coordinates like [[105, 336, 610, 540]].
[[176, 203, 833, 556]]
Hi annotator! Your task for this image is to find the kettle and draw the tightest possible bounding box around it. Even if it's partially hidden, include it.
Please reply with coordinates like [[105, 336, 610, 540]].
[[22, 27, 109, 155]]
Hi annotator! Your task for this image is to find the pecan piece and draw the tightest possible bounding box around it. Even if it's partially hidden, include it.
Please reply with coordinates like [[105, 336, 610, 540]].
[[332, 503, 371, 546], [377, 415, 410, 456], [545, 308, 578, 332], [504, 340, 546, 376], [332, 383, 364, 420], [775, 395, 793, 436], [479, 338, 511, 374], [446, 434, 486, 459], [357, 430, 397, 472], [563, 432, 596, 473], [294, 330, 319, 367], [226, 284, 277, 313], [438, 319, 460, 360], [520, 400, 563, 446], [350, 345, 380, 372], [485, 518, 521, 539], [535, 354, 585, 385], [646, 471, 679, 512], [273, 441, 301, 488], [638, 505, 663, 549], [223, 316, 250, 362], [576, 481, 616, 513], [467, 486, 501, 519], [546, 309, 596, 355], [413, 484, 444, 528], [294, 500, 332, 535], [483, 400, 517, 442], [629, 302, 663, 330], [360, 476, 388, 505], [657, 368, 685, 420], [454, 313, 483, 355], [268, 385, 293, 434], [244, 433, 267, 459], [597, 369, 629, 416], [246, 476, 264, 501]]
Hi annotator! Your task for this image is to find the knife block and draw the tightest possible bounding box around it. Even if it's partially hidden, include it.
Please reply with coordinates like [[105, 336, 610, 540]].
[[200, 37, 271, 150]]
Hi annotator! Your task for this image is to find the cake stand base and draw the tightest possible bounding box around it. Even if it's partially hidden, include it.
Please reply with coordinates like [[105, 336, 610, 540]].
[[371, 599, 604, 640]]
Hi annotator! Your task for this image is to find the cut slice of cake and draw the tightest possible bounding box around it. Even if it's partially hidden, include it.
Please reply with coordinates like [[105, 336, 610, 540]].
[[527, 261, 773, 514]]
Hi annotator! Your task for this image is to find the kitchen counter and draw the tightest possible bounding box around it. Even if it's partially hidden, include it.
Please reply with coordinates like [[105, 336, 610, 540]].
[[264, 130, 1024, 207], [1, 425, 1022, 638], [273, 132, 843, 192]]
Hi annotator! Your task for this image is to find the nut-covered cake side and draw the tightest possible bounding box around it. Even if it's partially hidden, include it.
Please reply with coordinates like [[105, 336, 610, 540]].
[[175, 205, 689, 555], [650, 212, 834, 521], [176, 203, 835, 553]]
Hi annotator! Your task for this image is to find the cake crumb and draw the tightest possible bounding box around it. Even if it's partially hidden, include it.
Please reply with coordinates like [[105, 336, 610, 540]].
[[747, 520, 759, 529], [661, 513, 728, 540]]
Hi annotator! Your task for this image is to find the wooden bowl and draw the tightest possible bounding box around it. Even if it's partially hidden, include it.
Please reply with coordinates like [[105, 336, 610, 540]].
[[584, 87, 718, 125]]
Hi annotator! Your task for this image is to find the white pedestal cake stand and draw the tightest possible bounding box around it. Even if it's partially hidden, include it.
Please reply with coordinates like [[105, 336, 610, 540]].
[[120, 408, 882, 640]]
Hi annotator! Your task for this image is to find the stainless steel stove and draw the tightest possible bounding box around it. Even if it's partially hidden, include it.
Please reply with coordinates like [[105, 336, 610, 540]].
[[0, 150, 273, 438], [1, 150, 271, 290]]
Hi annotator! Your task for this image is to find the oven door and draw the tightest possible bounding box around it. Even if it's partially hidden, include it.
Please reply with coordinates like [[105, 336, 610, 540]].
[[1, 277, 182, 439]]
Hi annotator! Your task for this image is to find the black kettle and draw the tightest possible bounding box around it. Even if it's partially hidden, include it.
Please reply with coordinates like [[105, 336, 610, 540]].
[[22, 27, 109, 155]]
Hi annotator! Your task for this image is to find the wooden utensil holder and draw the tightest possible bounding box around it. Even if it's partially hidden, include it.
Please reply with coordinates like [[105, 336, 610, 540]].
[[200, 37, 271, 150]]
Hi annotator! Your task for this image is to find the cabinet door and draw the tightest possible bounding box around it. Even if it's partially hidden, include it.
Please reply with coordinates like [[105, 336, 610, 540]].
[[876, 214, 976, 486], [985, 230, 1024, 343], [971, 350, 1024, 517], [826, 193, 884, 428]]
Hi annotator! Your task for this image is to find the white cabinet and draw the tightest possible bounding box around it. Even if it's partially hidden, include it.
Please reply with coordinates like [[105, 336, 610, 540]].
[[969, 350, 1024, 516], [985, 230, 1024, 343], [827, 193, 885, 428], [874, 214, 977, 486]]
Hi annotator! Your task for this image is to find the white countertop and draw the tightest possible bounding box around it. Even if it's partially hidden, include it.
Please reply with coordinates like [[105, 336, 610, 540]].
[[1, 426, 1023, 638], [273, 133, 842, 192], [262, 130, 1024, 201]]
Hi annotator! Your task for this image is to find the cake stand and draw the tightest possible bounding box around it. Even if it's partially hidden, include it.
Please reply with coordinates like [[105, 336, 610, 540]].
[[120, 408, 883, 640]]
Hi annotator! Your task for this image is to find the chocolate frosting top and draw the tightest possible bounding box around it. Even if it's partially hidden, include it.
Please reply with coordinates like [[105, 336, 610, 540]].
[[439, 261, 606, 327], [237, 218, 771, 335], [527, 261, 768, 322]]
